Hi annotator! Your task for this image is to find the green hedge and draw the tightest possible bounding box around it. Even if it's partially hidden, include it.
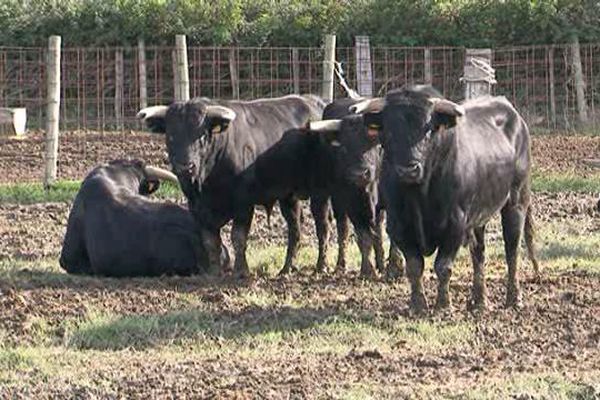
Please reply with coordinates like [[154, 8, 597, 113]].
[[1, 0, 599, 47]]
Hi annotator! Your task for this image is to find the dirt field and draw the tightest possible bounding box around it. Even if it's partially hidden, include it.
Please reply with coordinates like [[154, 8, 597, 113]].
[[0, 132, 599, 398], [1, 131, 599, 183]]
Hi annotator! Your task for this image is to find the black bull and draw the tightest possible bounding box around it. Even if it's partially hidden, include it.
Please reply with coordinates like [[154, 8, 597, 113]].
[[247, 98, 403, 277], [351, 86, 540, 312], [137, 95, 325, 275], [59, 159, 217, 277]]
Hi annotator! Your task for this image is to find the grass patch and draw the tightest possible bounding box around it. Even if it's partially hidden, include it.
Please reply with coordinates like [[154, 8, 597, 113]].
[[0, 180, 183, 204], [448, 373, 600, 400], [64, 305, 473, 357], [0, 172, 598, 205], [532, 171, 600, 193]]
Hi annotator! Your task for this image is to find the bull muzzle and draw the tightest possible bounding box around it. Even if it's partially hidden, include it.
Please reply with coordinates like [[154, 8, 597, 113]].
[[395, 161, 423, 184], [173, 161, 197, 177]]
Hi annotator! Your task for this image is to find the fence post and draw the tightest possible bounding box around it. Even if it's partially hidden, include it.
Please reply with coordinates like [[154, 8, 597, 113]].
[[570, 36, 588, 125], [138, 39, 147, 109], [548, 46, 556, 127], [464, 48, 493, 100], [322, 34, 336, 102], [424, 48, 432, 84], [229, 48, 239, 99], [292, 48, 300, 94], [114, 48, 124, 129], [174, 34, 190, 101], [44, 35, 61, 188], [355, 35, 373, 97]]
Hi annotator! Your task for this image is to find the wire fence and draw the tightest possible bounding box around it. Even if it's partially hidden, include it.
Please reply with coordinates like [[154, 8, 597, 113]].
[[0, 43, 599, 132]]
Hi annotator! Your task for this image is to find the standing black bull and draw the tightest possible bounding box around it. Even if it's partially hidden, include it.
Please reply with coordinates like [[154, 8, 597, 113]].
[[304, 98, 403, 278], [137, 95, 325, 276], [60, 159, 214, 277], [351, 86, 539, 312]]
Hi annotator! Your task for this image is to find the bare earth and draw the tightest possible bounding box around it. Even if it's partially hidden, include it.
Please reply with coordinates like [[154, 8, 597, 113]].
[[0, 132, 599, 398]]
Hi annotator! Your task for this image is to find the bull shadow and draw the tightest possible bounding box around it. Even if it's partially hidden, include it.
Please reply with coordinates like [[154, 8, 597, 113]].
[[67, 303, 363, 351], [537, 241, 599, 262], [0, 262, 251, 293]]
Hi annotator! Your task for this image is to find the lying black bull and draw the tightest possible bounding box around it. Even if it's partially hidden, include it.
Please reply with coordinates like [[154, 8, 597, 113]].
[[351, 86, 539, 312], [137, 95, 325, 276], [60, 159, 215, 277]]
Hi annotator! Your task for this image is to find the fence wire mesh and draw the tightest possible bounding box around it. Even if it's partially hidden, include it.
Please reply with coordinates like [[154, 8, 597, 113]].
[[1, 44, 599, 132]]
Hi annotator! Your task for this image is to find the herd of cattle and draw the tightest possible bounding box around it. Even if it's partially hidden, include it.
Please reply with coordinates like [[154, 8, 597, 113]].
[[60, 84, 541, 312]]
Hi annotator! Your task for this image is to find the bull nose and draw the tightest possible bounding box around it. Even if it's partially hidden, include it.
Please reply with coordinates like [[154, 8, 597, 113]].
[[173, 161, 196, 176], [395, 161, 423, 184]]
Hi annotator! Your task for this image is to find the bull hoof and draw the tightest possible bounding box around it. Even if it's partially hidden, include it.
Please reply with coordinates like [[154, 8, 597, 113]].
[[385, 264, 404, 281], [278, 264, 298, 277], [468, 286, 488, 313], [434, 295, 452, 312], [505, 294, 523, 309], [409, 293, 429, 316], [359, 265, 377, 280], [233, 264, 251, 280], [505, 284, 523, 308]]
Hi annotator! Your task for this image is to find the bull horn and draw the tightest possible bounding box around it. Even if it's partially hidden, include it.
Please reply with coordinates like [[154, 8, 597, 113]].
[[309, 120, 342, 132], [430, 98, 465, 117], [205, 105, 236, 121], [349, 98, 384, 114], [137, 105, 169, 120], [144, 166, 179, 183], [583, 159, 600, 168]]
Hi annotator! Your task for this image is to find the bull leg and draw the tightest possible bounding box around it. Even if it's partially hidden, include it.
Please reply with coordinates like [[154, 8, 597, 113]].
[[332, 204, 349, 275], [356, 228, 377, 279], [468, 226, 488, 311], [374, 207, 386, 274], [231, 207, 255, 278], [433, 244, 460, 311], [278, 197, 301, 276], [200, 228, 228, 275], [311, 196, 330, 274], [405, 252, 428, 314], [501, 203, 526, 308]]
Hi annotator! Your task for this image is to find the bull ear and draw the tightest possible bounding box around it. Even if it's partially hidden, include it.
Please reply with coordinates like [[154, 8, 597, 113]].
[[430, 98, 464, 130], [308, 120, 342, 146], [137, 105, 168, 134], [139, 178, 160, 195], [362, 112, 383, 140], [205, 105, 236, 135]]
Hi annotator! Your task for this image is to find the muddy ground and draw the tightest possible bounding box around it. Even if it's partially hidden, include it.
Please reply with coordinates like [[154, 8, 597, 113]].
[[1, 131, 599, 184], [0, 132, 599, 398]]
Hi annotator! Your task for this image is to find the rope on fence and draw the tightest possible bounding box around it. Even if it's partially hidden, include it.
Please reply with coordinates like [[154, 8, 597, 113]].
[[460, 57, 497, 85], [334, 61, 362, 100]]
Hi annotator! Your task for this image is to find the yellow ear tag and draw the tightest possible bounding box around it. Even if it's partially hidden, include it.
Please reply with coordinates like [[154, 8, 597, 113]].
[[211, 125, 222, 134], [367, 124, 380, 138]]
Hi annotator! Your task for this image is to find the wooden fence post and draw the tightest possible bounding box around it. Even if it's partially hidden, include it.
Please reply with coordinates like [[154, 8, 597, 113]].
[[355, 35, 373, 97], [292, 48, 300, 94], [174, 35, 190, 101], [570, 36, 588, 125], [44, 35, 61, 188], [548, 46, 556, 127], [322, 34, 336, 102], [229, 47, 239, 99], [114, 48, 124, 129], [138, 39, 147, 109], [464, 48, 493, 100], [424, 48, 432, 84]]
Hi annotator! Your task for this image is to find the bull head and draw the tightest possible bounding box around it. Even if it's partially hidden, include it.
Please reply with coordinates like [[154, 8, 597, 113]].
[[136, 104, 236, 135]]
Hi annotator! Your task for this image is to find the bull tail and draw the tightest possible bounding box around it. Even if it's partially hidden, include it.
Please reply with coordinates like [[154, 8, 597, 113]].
[[524, 204, 541, 279]]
